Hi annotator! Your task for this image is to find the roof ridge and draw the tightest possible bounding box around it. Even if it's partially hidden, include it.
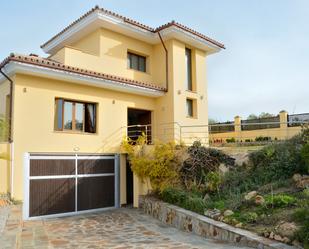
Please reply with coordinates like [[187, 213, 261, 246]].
[[41, 5, 225, 50], [0, 53, 166, 92]]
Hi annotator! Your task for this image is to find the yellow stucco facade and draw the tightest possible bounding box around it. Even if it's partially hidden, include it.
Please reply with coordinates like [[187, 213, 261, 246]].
[[0, 7, 222, 209]]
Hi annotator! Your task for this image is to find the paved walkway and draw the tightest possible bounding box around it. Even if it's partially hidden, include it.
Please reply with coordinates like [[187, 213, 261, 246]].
[[0, 206, 253, 249]]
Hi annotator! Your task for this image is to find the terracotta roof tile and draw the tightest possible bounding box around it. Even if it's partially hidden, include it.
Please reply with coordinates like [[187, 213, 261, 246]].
[[0, 54, 166, 92], [155, 21, 225, 49], [41, 6, 225, 49]]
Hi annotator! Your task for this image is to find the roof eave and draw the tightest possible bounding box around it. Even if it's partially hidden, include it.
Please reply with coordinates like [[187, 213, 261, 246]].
[[41, 8, 224, 55], [0, 61, 165, 97]]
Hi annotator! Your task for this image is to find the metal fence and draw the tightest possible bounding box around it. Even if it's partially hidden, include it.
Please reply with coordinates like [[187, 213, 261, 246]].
[[288, 113, 309, 127], [209, 121, 235, 133], [241, 116, 280, 130], [99, 119, 308, 150]]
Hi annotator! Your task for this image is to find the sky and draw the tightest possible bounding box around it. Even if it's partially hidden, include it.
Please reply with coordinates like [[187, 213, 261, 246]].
[[1, 0, 308, 121]]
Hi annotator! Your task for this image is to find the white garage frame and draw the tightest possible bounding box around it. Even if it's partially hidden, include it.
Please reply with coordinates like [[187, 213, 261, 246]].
[[23, 153, 120, 220]]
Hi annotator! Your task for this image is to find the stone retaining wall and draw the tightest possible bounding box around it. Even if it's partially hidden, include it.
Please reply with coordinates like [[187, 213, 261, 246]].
[[139, 196, 298, 249]]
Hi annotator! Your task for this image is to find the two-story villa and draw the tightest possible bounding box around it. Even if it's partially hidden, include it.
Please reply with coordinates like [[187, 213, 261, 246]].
[[0, 6, 224, 219]]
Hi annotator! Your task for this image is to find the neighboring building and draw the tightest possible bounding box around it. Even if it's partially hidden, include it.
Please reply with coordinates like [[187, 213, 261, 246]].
[[0, 6, 224, 219]]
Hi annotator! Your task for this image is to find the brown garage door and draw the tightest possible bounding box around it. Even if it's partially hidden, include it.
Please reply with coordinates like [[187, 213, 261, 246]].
[[24, 154, 119, 219]]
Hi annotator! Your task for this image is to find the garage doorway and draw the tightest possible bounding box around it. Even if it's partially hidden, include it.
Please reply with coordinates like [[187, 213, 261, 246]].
[[23, 153, 120, 220], [127, 108, 152, 144]]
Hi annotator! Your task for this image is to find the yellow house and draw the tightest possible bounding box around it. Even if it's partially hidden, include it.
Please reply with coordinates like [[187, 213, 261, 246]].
[[0, 6, 224, 219]]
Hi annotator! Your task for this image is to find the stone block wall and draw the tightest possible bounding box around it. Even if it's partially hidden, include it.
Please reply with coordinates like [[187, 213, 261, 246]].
[[139, 196, 297, 249]]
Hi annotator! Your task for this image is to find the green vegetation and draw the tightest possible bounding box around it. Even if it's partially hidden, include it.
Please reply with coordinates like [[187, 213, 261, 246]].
[[122, 135, 184, 192], [264, 194, 296, 208], [226, 137, 236, 143], [255, 136, 271, 142], [293, 207, 309, 246], [161, 187, 206, 214], [124, 127, 309, 246], [247, 112, 276, 120]]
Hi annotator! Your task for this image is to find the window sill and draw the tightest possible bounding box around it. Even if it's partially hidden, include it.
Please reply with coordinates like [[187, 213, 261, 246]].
[[53, 130, 98, 136], [186, 90, 197, 94], [186, 116, 198, 120], [127, 68, 150, 75]]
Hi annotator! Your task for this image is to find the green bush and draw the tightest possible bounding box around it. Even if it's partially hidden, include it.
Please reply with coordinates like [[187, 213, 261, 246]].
[[293, 208, 309, 245], [122, 135, 184, 192], [181, 141, 234, 191], [160, 187, 206, 214], [265, 194, 296, 208], [226, 137, 236, 143], [301, 143, 309, 173], [240, 212, 258, 223], [183, 196, 206, 214], [205, 199, 226, 211], [206, 172, 222, 193], [255, 136, 271, 142], [160, 187, 187, 205], [248, 134, 307, 183]]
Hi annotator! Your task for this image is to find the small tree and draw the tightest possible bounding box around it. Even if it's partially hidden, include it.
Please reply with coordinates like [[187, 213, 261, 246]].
[[259, 112, 275, 118], [208, 118, 219, 125], [122, 134, 185, 192], [247, 114, 258, 120]]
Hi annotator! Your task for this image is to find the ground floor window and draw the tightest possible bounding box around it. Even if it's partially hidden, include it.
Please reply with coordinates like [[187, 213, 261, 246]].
[[55, 98, 96, 133]]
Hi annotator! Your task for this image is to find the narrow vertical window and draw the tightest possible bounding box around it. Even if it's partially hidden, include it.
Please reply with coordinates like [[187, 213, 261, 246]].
[[185, 48, 192, 91], [186, 99, 193, 117], [85, 103, 96, 133]]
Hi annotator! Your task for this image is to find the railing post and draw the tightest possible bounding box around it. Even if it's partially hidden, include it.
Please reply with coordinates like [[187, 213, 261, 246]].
[[234, 116, 242, 142], [279, 110, 288, 140]]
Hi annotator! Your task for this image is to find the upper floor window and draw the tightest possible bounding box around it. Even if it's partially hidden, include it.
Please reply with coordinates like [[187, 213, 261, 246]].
[[55, 98, 96, 133], [185, 48, 192, 91], [127, 52, 146, 72]]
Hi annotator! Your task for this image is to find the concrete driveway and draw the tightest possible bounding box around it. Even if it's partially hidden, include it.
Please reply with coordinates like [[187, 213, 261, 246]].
[[0, 206, 253, 249]]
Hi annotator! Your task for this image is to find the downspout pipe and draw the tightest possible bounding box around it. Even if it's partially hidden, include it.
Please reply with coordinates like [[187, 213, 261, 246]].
[[158, 32, 168, 92], [0, 67, 13, 143]]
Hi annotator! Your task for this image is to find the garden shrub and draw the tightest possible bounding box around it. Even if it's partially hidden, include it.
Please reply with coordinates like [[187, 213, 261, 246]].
[[122, 134, 184, 192], [205, 171, 222, 193], [181, 141, 234, 191], [301, 142, 309, 173], [226, 137, 236, 143], [248, 130, 308, 184], [160, 187, 187, 205], [255, 136, 271, 142], [205, 199, 226, 211], [160, 187, 206, 214], [293, 208, 309, 245], [265, 194, 296, 208], [240, 212, 258, 223], [212, 128, 309, 210]]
